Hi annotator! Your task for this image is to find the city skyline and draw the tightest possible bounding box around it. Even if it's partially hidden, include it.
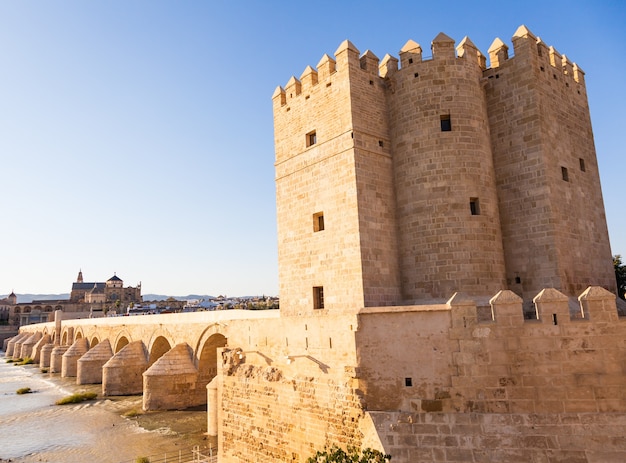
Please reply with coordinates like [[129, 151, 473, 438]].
[[1, 1, 624, 296]]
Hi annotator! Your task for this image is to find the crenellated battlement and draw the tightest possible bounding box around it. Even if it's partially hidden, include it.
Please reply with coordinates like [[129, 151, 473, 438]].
[[273, 24, 586, 110], [455, 285, 620, 327], [488, 25, 586, 86]]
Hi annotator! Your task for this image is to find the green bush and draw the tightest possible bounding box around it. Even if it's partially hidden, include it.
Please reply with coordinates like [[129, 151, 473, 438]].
[[16, 387, 32, 395], [307, 445, 391, 463], [55, 392, 98, 405], [135, 457, 150, 463], [123, 408, 142, 418], [16, 357, 34, 365]]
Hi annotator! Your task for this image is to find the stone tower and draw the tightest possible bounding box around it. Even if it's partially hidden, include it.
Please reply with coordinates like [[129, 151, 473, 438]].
[[485, 26, 614, 302], [272, 25, 616, 315]]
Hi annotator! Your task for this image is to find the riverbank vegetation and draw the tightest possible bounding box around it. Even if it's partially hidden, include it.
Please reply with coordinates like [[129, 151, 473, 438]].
[[16, 387, 32, 394], [6, 357, 34, 365], [307, 446, 391, 462], [123, 408, 144, 418], [55, 392, 98, 405]]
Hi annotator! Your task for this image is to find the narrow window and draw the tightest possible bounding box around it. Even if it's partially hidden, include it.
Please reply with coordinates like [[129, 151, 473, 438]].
[[306, 130, 317, 147], [313, 286, 324, 310], [405, 378, 413, 387], [440, 114, 451, 132], [469, 198, 480, 216], [561, 166, 569, 182], [313, 212, 324, 232], [579, 158, 586, 172]]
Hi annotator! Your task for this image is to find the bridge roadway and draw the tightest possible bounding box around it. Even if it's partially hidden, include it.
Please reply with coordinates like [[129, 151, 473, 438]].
[[7, 309, 280, 414]]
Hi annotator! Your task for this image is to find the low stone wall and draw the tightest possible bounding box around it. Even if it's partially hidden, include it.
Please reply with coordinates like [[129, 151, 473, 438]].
[[369, 411, 626, 463]]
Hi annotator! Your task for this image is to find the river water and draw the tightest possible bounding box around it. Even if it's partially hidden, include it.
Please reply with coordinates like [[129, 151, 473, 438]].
[[0, 352, 213, 463]]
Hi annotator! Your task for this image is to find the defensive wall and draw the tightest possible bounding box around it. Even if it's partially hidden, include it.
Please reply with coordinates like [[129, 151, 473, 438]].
[[6, 286, 626, 462]]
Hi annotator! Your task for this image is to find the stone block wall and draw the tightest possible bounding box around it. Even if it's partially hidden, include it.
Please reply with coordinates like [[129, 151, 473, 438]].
[[369, 411, 626, 463], [220, 364, 363, 463]]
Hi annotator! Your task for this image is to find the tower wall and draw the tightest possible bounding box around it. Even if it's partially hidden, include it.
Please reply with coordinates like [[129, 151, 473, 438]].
[[486, 27, 616, 301], [386, 35, 507, 301], [347, 47, 402, 307], [273, 41, 401, 316]]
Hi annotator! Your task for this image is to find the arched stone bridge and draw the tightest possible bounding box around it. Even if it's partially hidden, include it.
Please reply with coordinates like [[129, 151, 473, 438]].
[[7, 309, 280, 414]]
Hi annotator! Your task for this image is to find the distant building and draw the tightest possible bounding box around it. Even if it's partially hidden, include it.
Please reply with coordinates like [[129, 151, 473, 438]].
[[5, 270, 142, 326], [0, 291, 17, 325], [70, 270, 141, 305]]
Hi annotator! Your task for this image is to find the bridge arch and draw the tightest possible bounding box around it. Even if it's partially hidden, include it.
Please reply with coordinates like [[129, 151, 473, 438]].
[[90, 336, 100, 348], [148, 335, 172, 367], [113, 331, 132, 353], [74, 329, 84, 342], [61, 330, 68, 346], [196, 330, 227, 397]]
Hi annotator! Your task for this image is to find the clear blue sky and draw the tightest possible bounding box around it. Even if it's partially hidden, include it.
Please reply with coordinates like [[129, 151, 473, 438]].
[[0, 1, 623, 297]]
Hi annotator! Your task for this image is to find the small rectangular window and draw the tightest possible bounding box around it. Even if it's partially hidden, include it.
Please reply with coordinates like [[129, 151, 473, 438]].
[[405, 378, 413, 387], [313, 286, 324, 310], [561, 166, 569, 182], [469, 198, 480, 216], [313, 212, 324, 232], [440, 114, 451, 132], [306, 130, 317, 147], [579, 158, 586, 172]]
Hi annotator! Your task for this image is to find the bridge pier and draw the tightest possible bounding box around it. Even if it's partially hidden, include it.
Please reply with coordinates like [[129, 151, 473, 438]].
[[20, 332, 42, 359], [31, 334, 51, 364], [143, 343, 199, 411], [62, 337, 89, 377], [50, 345, 69, 373], [40, 343, 54, 368], [6, 332, 28, 358], [103, 340, 148, 396], [77, 338, 113, 385], [207, 377, 218, 437]]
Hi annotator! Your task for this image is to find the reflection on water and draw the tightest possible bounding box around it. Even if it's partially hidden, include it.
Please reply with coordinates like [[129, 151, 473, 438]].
[[0, 353, 211, 463]]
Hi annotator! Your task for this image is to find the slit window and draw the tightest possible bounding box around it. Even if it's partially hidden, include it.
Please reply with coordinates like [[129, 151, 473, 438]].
[[469, 198, 480, 216], [313, 286, 324, 310], [306, 130, 317, 147], [579, 158, 586, 172], [561, 166, 569, 182], [440, 114, 451, 132], [313, 212, 325, 232]]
